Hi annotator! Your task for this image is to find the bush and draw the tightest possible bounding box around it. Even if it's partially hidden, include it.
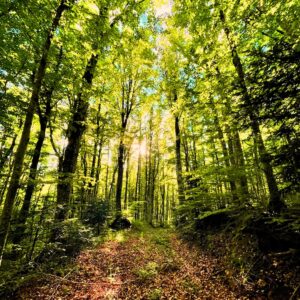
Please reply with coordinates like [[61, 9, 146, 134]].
[[81, 200, 109, 234], [42, 218, 93, 260]]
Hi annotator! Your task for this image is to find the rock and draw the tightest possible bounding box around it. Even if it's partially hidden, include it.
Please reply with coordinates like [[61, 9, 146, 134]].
[[243, 214, 300, 252], [110, 216, 131, 230], [195, 208, 239, 231]]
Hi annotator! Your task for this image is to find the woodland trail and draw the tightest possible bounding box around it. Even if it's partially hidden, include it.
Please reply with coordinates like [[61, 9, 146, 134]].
[[18, 227, 247, 300]]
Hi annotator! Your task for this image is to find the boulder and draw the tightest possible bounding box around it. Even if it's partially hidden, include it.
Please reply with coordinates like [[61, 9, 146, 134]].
[[110, 216, 131, 230]]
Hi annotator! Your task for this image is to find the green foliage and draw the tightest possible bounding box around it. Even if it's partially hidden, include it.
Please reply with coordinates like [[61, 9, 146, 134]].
[[81, 199, 109, 230], [148, 288, 162, 300], [134, 262, 158, 282], [131, 220, 150, 232], [45, 218, 93, 259], [0, 0, 299, 295], [152, 235, 169, 247]]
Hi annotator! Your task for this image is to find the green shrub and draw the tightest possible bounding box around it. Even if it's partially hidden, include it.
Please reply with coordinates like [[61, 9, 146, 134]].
[[134, 262, 158, 282], [81, 200, 109, 234], [148, 288, 162, 300]]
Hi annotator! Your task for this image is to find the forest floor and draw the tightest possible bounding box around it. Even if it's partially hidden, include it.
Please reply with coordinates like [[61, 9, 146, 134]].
[[17, 226, 249, 300]]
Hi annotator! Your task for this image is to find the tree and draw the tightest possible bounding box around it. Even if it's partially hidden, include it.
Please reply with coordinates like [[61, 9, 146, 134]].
[[0, 0, 73, 264]]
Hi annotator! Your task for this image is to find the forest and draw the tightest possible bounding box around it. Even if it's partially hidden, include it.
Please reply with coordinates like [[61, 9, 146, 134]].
[[0, 0, 299, 299]]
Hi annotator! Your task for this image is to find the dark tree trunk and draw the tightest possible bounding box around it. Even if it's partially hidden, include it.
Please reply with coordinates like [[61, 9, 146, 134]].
[[115, 77, 134, 216], [12, 115, 48, 245], [0, 155, 14, 207], [134, 134, 142, 219], [124, 150, 130, 210], [182, 130, 190, 172], [13, 48, 63, 245], [52, 54, 98, 240], [90, 103, 101, 194], [174, 92, 185, 204], [94, 136, 103, 196], [115, 136, 125, 214], [0, 134, 17, 171], [0, 0, 71, 263]]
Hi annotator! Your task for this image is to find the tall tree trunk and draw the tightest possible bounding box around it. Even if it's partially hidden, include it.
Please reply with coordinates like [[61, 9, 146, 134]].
[[147, 109, 154, 223], [115, 133, 125, 214], [0, 134, 17, 171], [174, 92, 185, 204], [0, 0, 71, 264], [210, 99, 238, 201], [134, 134, 142, 219], [182, 129, 190, 172], [124, 150, 130, 210], [232, 130, 249, 197], [90, 104, 101, 180], [12, 113, 48, 245], [90, 103, 102, 196], [216, 66, 249, 201], [0, 155, 14, 207], [105, 150, 110, 200], [115, 77, 134, 215], [219, 9, 285, 212], [13, 48, 63, 245], [94, 136, 103, 196], [53, 54, 98, 240]]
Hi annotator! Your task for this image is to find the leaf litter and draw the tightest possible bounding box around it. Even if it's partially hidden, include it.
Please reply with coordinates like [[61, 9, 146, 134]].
[[18, 228, 249, 299]]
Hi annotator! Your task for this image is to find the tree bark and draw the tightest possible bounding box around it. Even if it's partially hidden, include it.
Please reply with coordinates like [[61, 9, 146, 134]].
[[115, 134, 125, 214], [124, 149, 130, 210], [174, 91, 185, 204], [0, 134, 17, 171], [115, 78, 134, 215], [12, 113, 48, 245], [52, 54, 98, 240]]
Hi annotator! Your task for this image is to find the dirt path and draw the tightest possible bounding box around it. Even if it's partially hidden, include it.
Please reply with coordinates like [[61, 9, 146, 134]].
[[18, 228, 247, 299]]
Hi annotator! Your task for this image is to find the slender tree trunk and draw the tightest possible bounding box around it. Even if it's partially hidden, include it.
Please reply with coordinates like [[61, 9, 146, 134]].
[[90, 103, 102, 196], [105, 147, 110, 200], [28, 195, 49, 261], [0, 134, 17, 171], [166, 185, 170, 224], [134, 136, 142, 219], [182, 130, 190, 172], [173, 92, 185, 204], [0, 0, 71, 263], [147, 110, 154, 223], [94, 137, 103, 196], [13, 48, 63, 245], [90, 104, 101, 180], [210, 99, 238, 201], [108, 163, 118, 203], [124, 150, 130, 210], [115, 131, 125, 215], [190, 121, 198, 170], [115, 77, 134, 215], [0, 155, 14, 207], [12, 116, 48, 245]]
